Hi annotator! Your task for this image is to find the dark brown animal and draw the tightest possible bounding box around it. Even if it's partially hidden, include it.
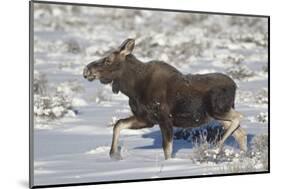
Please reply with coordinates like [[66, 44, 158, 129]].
[[83, 39, 247, 160]]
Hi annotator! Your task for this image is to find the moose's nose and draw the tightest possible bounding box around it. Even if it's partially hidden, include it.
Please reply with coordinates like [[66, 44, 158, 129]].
[[83, 66, 91, 79]]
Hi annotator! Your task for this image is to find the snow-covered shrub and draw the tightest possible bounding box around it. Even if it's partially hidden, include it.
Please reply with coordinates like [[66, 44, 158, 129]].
[[229, 17, 261, 27], [181, 123, 242, 164], [236, 89, 268, 106], [190, 133, 268, 172], [65, 39, 82, 54], [220, 134, 268, 173], [250, 134, 268, 170], [220, 158, 257, 173], [190, 142, 212, 163], [175, 14, 208, 25], [34, 94, 74, 119], [33, 72, 84, 119], [256, 112, 268, 123], [191, 145, 242, 164], [231, 33, 268, 48], [256, 88, 268, 104], [227, 65, 255, 80], [174, 40, 205, 59], [56, 81, 84, 96], [223, 55, 244, 65], [34, 71, 47, 95], [34, 3, 88, 32]]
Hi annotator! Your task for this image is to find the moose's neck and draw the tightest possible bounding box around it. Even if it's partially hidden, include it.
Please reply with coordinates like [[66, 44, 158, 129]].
[[117, 55, 147, 98]]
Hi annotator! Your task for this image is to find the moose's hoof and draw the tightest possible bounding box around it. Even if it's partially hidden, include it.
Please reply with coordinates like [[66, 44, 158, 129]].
[[240, 145, 248, 153], [110, 151, 123, 160], [240, 139, 248, 153]]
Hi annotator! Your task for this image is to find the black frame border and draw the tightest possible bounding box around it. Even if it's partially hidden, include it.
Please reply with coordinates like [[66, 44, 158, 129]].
[[29, 0, 270, 188]]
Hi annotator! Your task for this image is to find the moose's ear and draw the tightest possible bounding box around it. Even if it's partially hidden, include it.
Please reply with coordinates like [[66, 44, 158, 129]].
[[119, 38, 135, 56]]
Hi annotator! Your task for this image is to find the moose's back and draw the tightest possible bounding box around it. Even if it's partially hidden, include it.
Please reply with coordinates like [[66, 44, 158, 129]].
[[127, 62, 237, 128]]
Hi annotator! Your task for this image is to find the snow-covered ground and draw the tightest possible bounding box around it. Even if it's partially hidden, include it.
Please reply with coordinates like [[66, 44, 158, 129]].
[[32, 3, 268, 186]]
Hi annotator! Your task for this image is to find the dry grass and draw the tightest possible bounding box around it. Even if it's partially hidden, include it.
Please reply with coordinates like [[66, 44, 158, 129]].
[[190, 133, 268, 173]]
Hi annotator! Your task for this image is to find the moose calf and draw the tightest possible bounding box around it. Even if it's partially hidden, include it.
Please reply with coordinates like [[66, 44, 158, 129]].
[[83, 39, 247, 160]]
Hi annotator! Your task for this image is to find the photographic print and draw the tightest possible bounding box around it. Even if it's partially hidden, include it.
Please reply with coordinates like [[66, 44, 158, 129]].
[[30, 1, 269, 188]]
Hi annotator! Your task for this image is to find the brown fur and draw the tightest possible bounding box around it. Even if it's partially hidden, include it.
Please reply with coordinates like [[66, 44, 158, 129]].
[[83, 39, 246, 160]]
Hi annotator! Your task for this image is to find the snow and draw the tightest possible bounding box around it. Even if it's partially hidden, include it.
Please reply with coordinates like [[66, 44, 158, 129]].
[[32, 3, 268, 186], [86, 146, 111, 155]]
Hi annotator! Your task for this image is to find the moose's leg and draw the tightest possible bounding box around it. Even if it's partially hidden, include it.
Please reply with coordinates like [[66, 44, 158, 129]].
[[218, 120, 247, 152], [159, 103, 174, 160], [214, 108, 243, 152], [159, 125, 173, 160], [110, 116, 153, 160]]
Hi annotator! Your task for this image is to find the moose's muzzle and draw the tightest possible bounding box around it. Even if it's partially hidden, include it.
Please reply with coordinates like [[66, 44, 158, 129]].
[[83, 66, 96, 81]]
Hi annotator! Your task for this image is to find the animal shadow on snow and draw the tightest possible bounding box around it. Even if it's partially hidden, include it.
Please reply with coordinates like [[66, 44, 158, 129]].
[[135, 123, 254, 157]]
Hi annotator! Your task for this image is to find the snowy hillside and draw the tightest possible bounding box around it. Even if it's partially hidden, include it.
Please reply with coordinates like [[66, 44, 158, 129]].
[[32, 3, 268, 186]]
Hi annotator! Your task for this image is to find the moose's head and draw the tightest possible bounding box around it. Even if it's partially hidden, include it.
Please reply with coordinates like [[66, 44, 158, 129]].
[[83, 38, 135, 84]]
